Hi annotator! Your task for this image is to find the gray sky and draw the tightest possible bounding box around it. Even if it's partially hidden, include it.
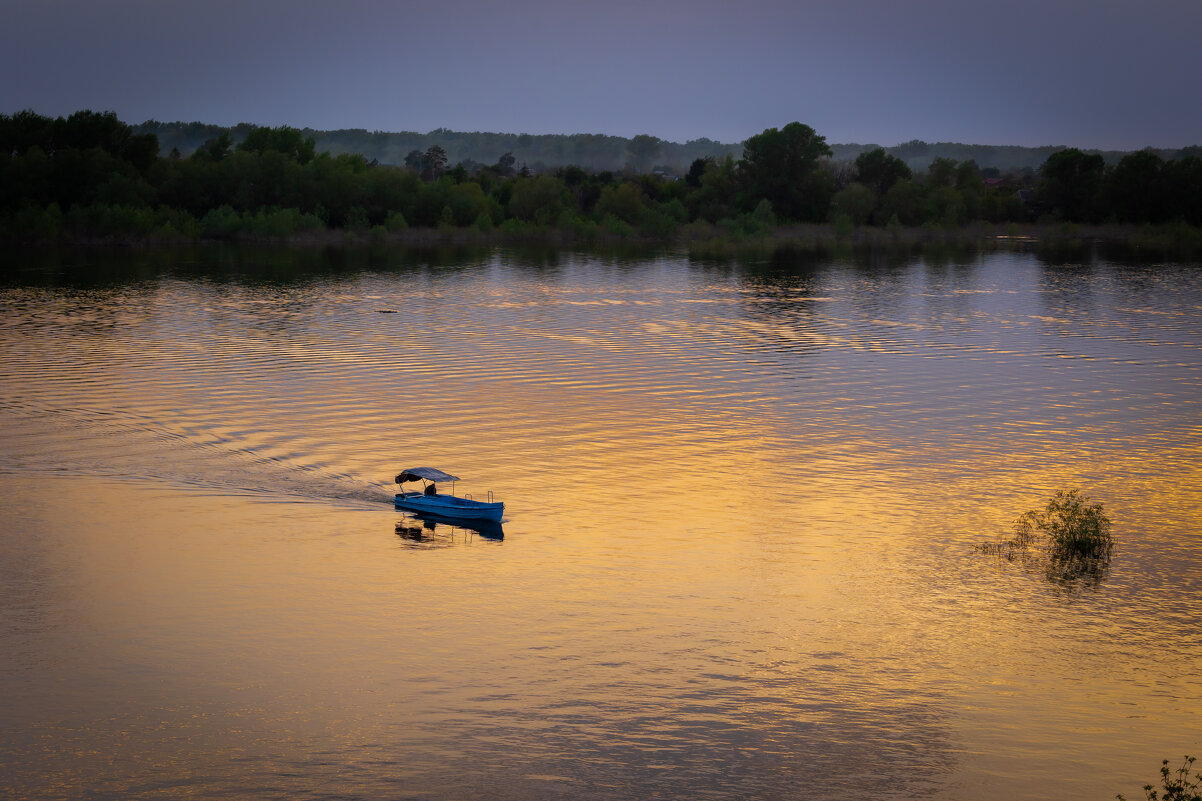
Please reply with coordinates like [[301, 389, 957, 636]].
[[4, 0, 1199, 149]]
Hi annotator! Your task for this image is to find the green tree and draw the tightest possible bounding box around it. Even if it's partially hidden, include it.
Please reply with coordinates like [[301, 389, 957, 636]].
[[558, 165, 588, 187], [507, 175, 569, 223], [444, 181, 494, 226], [57, 110, 129, 155], [955, 160, 984, 220], [689, 155, 740, 222], [237, 125, 315, 164], [738, 122, 833, 221], [1108, 150, 1165, 223], [685, 157, 711, 188], [854, 148, 911, 196], [926, 156, 958, 187], [0, 110, 57, 156], [1039, 148, 1105, 222], [925, 185, 967, 227], [954, 160, 981, 190], [1163, 156, 1202, 225], [423, 145, 448, 180], [878, 180, 923, 226], [195, 132, 234, 162], [594, 182, 644, 225], [831, 182, 876, 226], [749, 198, 776, 232], [495, 151, 516, 175], [626, 134, 662, 173]]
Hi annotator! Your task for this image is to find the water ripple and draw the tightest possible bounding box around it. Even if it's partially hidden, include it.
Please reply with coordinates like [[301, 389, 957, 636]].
[[2, 249, 1202, 800]]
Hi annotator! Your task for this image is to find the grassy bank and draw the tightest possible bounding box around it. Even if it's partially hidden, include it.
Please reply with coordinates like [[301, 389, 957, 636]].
[[683, 220, 1202, 261], [4, 213, 1201, 262]]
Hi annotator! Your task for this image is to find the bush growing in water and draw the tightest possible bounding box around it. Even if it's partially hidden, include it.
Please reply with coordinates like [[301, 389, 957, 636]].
[[1014, 488, 1113, 558], [980, 488, 1114, 588], [1118, 755, 1201, 801]]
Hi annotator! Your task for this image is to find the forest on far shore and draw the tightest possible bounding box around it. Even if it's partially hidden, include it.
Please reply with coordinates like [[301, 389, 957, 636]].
[[2, 110, 1200, 247], [133, 119, 1200, 175]]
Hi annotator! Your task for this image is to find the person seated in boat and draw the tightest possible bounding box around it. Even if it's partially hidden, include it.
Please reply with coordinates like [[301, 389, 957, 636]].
[[424, 482, 437, 496]]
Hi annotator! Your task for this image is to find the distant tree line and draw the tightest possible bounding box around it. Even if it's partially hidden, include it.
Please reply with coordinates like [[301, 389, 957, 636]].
[[134, 119, 741, 175], [1, 110, 1200, 244], [131, 120, 1200, 175]]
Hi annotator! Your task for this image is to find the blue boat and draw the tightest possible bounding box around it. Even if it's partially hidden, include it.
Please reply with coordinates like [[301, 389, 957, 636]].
[[394, 467, 504, 522]]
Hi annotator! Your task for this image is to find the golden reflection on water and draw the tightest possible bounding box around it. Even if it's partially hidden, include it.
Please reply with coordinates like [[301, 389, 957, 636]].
[[1, 248, 1201, 800]]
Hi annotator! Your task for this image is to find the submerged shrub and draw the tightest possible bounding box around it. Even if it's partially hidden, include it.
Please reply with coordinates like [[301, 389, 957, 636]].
[[1015, 488, 1113, 559], [979, 488, 1114, 589]]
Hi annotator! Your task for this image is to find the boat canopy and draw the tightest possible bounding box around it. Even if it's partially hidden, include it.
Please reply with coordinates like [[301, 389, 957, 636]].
[[395, 467, 461, 484]]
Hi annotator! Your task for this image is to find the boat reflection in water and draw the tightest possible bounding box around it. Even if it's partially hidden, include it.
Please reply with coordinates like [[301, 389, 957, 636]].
[[394, 513, 505, 547]]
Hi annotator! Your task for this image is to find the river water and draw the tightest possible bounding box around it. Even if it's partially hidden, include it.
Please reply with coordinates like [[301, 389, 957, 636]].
[[1, 244, 1200, 800]]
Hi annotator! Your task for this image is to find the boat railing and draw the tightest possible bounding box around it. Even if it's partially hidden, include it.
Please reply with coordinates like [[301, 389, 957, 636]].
[[462, 491, 498, 503]]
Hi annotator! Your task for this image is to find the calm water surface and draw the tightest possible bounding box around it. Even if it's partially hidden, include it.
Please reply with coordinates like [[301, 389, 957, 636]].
[[1, 245, 1200, 800]]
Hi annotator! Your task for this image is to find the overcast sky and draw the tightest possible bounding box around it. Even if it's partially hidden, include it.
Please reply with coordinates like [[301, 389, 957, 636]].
[[4, 0, 1199, 149]]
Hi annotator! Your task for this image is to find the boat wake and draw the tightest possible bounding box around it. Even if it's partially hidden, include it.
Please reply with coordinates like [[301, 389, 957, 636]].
[[0, 398, 395, 508]]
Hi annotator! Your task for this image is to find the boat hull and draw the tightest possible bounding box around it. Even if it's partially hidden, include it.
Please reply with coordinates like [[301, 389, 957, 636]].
[[394, 493, 504, 522]]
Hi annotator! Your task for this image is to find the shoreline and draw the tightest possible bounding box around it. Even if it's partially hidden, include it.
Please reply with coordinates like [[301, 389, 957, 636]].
[[4, 221, 1200, 260]]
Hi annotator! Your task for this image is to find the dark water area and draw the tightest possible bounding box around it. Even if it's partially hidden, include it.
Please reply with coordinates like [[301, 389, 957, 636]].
[[1, 244, 1200, 800]]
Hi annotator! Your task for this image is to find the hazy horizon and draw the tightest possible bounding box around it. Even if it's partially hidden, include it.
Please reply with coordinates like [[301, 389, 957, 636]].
[[11, 110, 1195, 156]]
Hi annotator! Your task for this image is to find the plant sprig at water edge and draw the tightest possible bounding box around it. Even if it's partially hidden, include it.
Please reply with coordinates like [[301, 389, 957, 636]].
[[1117, 755, 1202, 801]]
